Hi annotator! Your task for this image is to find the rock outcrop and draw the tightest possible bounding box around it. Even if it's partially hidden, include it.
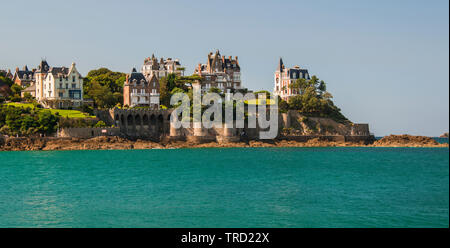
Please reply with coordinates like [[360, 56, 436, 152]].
[[0, 134, 447, 151], [371, 135, 448, 147]]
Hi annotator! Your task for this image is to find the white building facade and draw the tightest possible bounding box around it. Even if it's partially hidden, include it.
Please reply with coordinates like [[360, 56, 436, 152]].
[[36, 62, 84, 109]]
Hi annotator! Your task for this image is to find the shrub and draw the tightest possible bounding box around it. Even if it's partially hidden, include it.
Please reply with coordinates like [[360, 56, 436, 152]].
[[9, 94, 22, 102], [94, 120, 107, 128]]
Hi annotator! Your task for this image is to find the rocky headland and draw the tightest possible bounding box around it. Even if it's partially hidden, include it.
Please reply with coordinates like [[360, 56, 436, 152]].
[[0, 134, 447, 151]]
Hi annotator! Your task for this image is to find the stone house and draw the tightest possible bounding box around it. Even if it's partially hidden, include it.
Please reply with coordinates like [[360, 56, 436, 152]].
[[123, 68, 160, 108], [193, 50, 242, 93], [12, 65, 35, 87]]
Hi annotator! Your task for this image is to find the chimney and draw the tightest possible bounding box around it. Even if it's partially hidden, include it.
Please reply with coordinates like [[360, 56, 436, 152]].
[[198, 64, 202, 76], [15, 67, 19, 72]]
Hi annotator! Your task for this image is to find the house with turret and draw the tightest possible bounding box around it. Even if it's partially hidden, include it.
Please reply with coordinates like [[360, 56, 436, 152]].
[[123, 68, 160, 109], [193, 50, 242, 93], [273, 58, 311, 101], [34, 61, 84, 109], [141, 54, 184, 78]]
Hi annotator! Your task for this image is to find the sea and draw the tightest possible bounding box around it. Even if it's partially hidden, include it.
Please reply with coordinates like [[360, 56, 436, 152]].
[[0, 144, 448, 227]]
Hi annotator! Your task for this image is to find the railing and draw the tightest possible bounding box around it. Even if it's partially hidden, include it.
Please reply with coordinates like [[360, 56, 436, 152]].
[[131, 93, 150, 97]]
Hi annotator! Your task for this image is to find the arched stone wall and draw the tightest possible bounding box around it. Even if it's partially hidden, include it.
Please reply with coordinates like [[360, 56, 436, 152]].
[[112, 108, 171, 139]]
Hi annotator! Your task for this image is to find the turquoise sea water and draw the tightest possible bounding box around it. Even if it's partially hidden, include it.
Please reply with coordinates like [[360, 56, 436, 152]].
[[0, 147, 448, 228]]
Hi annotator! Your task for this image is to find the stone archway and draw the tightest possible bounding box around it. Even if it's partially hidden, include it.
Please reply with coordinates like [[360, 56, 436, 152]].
[[120, 114, 125, 127], [142, 114, 149, 127], [115, 114, 120, 127], [127, 114, 133, 126], [157, 114, 164, 133], [135, 115, 141, 127]]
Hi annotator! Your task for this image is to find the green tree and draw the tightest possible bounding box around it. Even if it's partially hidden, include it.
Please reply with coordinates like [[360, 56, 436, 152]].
[[83, 68, 126, 107], [94, 120, 107, 127], [10, 84, 23, 95], [23, 92, 33, 102], [208, 87, 222, 95], [87, 82, 117, 108], [37, 110, 59, 134]]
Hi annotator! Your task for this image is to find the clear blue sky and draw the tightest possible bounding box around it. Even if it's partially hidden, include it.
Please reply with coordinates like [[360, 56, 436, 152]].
[[1, 0, 448, 136]]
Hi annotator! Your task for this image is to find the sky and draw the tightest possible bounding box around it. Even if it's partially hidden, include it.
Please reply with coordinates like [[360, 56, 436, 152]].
[[0, 0, 448, 136]]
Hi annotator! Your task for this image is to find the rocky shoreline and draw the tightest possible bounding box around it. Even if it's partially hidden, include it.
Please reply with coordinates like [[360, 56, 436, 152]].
[[0, 134, 447, 151]]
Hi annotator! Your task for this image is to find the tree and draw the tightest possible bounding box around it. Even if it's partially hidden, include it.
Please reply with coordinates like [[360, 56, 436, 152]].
[[87, 82, 117, 108], [94, 120, 107, 127], [208, 87, 222, 95], [23, 92, 33, 102], [278, 96, 289, 113], [10, 84, 22, 95], [0, 76, 13, 87], [285, 75, 348, 122], [83, 68, 126, 107], [37, 110, 59, 134]]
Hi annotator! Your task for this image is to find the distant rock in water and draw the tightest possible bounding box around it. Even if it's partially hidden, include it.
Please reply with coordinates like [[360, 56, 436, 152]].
[[440, 132, 449, 138], [373, 135, 448, 147]]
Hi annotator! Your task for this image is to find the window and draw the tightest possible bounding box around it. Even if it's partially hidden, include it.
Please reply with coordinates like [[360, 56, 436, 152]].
[[72, 76, 75, 82], [69, 90, 81, 99], [66, 83, 68, 89], [59, 92, 63, 98], [72, 83, 76, 89], [59, 83, 63, 89]]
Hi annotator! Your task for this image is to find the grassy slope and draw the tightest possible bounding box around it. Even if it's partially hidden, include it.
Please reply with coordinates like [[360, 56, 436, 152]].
[[5, 102, 95, 118]]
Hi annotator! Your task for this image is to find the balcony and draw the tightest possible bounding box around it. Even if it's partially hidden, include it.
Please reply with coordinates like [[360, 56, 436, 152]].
[[131, 93, 150, 97]]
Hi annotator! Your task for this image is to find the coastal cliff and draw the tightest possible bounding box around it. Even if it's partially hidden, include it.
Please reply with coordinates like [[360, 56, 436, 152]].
[[0, 135, 447, 151]]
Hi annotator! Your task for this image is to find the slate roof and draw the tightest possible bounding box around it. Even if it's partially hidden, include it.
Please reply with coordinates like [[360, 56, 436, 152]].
[[128, 68, 147, 85], [36, 60, 50, 73], [287, 68, 310, 79], [48, 67, 70, 77], [15, 69, 34, 80]]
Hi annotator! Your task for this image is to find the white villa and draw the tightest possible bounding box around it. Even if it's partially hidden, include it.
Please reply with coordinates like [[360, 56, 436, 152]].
[[35, 61, 84, 109]]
